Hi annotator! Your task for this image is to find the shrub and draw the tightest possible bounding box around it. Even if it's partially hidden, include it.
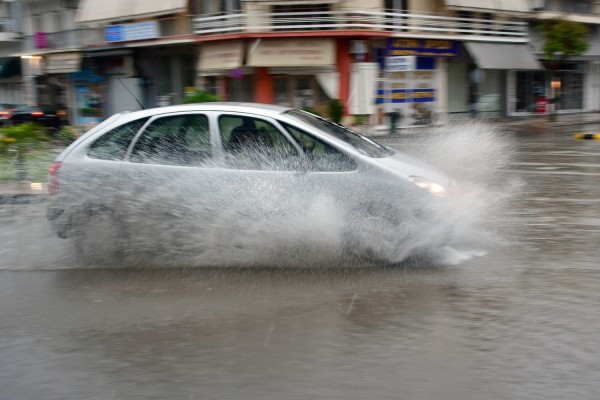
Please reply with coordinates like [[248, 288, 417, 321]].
[[0, 123, 49, 181], [183, 92, 220, 104], [329, 99, 343, 124]]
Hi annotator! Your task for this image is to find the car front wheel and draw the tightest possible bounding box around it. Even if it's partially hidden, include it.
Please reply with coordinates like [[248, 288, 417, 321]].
[[344, 203, 411, 264]]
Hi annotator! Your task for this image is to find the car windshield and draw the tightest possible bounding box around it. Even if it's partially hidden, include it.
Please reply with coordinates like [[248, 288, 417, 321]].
[[283, 109, 392, 158]]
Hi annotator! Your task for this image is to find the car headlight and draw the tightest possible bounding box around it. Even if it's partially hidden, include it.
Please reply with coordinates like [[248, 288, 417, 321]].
[[409, 176, 447, 197]]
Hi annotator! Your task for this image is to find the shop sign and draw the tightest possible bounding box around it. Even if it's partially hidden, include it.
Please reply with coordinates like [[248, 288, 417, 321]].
[[35, 32, 48, 49], [105, 21, 159, 42], [45, 53, 82, 74], [198, 40, 244, 71], [375, 89, 435, 104], [247, 38, 335, 67], [385, 56, 415, 72], [387, 38, 457, 57]]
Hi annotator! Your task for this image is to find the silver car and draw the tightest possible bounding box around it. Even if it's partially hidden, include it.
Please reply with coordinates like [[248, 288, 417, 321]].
[[47, 103, 453, 265]]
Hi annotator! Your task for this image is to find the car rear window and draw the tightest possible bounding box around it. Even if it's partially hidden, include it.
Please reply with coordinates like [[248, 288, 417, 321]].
[[88, 118, 148, 160]]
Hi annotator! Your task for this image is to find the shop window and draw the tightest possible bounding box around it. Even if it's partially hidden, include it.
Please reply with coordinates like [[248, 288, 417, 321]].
[[227, 76, 254, 102], [515, 71, 548, 113], [273, 75, 328, 115]]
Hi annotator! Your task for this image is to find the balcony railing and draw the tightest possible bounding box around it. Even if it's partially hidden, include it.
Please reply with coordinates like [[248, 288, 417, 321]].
[[193, 10, 528, 41], [21, 28, 103, 53]]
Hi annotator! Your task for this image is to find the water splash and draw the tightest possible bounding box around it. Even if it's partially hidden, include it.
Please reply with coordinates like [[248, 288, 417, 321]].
[[402, 120, 523, 264], [63, 120, 520, 268]]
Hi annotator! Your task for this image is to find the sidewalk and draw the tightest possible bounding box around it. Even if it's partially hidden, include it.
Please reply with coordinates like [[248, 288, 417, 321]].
[[364, 111, 600, 137], [0, 182, 48, 204], [502, 111, 600, 132], [2, 112, 600, 202]]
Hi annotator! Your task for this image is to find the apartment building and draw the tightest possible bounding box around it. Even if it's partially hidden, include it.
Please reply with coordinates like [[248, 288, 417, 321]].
[[2, 0, 599, 127], [511, 0, 600, 116]]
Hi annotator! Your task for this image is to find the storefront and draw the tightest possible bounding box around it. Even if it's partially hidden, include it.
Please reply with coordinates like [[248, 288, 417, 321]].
[[197, 37, 336, 114], [376, 38, 457, 127], [446, 42, 542, 118], [70, 68, 104, 126], [509, 62, 584, 115], [41, 52, 82, 124], [0, 57, 22, 105]]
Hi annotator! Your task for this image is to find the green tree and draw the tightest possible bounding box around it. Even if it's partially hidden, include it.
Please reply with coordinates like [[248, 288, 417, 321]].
[[540, 18, 590, 62], [0, 123, 49, 182], [539, 18, 590, 120]]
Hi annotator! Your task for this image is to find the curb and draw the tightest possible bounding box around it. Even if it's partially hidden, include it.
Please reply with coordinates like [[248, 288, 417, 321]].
[[574, 133, 600, 140], [0, 193, 47, 204]]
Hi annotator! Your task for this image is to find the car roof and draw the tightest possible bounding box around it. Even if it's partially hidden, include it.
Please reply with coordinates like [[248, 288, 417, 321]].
[[118, 102, 294, 121]]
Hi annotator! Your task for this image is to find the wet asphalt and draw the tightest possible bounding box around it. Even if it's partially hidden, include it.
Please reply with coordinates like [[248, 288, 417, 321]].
[[1, 123, 600, 400]]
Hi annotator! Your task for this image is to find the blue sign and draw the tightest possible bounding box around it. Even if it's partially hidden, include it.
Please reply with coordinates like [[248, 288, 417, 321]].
[[387, 38, 458, 57], [376, 89, 435, 104], [104, 25, 124, 42], [105, 21, 159, 42]]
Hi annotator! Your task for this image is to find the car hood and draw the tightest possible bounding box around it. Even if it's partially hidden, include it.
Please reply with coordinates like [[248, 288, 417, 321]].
[[374, 148, 452, 186]]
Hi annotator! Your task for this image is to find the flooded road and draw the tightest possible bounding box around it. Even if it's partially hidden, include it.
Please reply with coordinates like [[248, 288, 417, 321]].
[[2, 125, 600, 399]]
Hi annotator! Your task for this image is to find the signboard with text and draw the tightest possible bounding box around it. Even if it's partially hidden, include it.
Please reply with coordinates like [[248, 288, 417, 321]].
[[105, 21, 159, 42], [247, 38, 335, 67], [385, 56, 416, 72], [375, 89, 435, 104], [387, 38, 458, 57]]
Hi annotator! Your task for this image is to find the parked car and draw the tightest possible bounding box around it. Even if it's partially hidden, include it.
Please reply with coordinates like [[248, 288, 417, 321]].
[[0, 104, 17, 127], [47, 103, 454, 265], [9, 105, 66, 131]]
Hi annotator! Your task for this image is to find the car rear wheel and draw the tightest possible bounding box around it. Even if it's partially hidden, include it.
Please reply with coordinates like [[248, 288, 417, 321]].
[[74, 210, 127, 266]]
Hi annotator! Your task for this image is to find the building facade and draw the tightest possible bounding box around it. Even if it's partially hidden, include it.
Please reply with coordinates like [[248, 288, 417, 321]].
[[2, 0, 600, 127]]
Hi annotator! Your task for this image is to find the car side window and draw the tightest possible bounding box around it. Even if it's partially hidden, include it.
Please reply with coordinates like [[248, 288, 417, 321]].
[[130, 114, 211, 166], [218, 115, 299, 170], [281, 122, 356, 172], [87, 118, 148, 160]]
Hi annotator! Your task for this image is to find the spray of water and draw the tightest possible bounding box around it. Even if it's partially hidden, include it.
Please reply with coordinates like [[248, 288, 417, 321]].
[[66, 120, 520, 268], [400, 119, 523, 265]]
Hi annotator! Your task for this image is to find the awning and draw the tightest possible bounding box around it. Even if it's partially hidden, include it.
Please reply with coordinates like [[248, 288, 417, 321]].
[[444, 0, 530, 12], [465, 42, 542, 70], [0, 57, 21, 79], [198, 40, 244, 71], [77, 0, 187, 23], [254, 0, 339, 3], [45, 53, 82, 74], [247, 38, 335, 67]]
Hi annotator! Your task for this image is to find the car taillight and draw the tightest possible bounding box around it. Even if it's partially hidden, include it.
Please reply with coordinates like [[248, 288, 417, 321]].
[[31, 111, 44, 117], [48, 161, 61, 195]]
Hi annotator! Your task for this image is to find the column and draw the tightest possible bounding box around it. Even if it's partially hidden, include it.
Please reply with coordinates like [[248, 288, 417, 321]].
[[337, 38, 352, 116], [254, 67, 273, 104]]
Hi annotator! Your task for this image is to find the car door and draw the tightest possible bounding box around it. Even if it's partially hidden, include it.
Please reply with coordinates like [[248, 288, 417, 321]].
[[207, 112, 310, 255], [120, 112, 220, 255]]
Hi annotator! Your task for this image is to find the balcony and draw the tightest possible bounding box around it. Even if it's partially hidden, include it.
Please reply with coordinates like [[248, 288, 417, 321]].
[[193, 10, 528, 42], [0, 17, 20, 42], [21, 28, 104, 53]]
